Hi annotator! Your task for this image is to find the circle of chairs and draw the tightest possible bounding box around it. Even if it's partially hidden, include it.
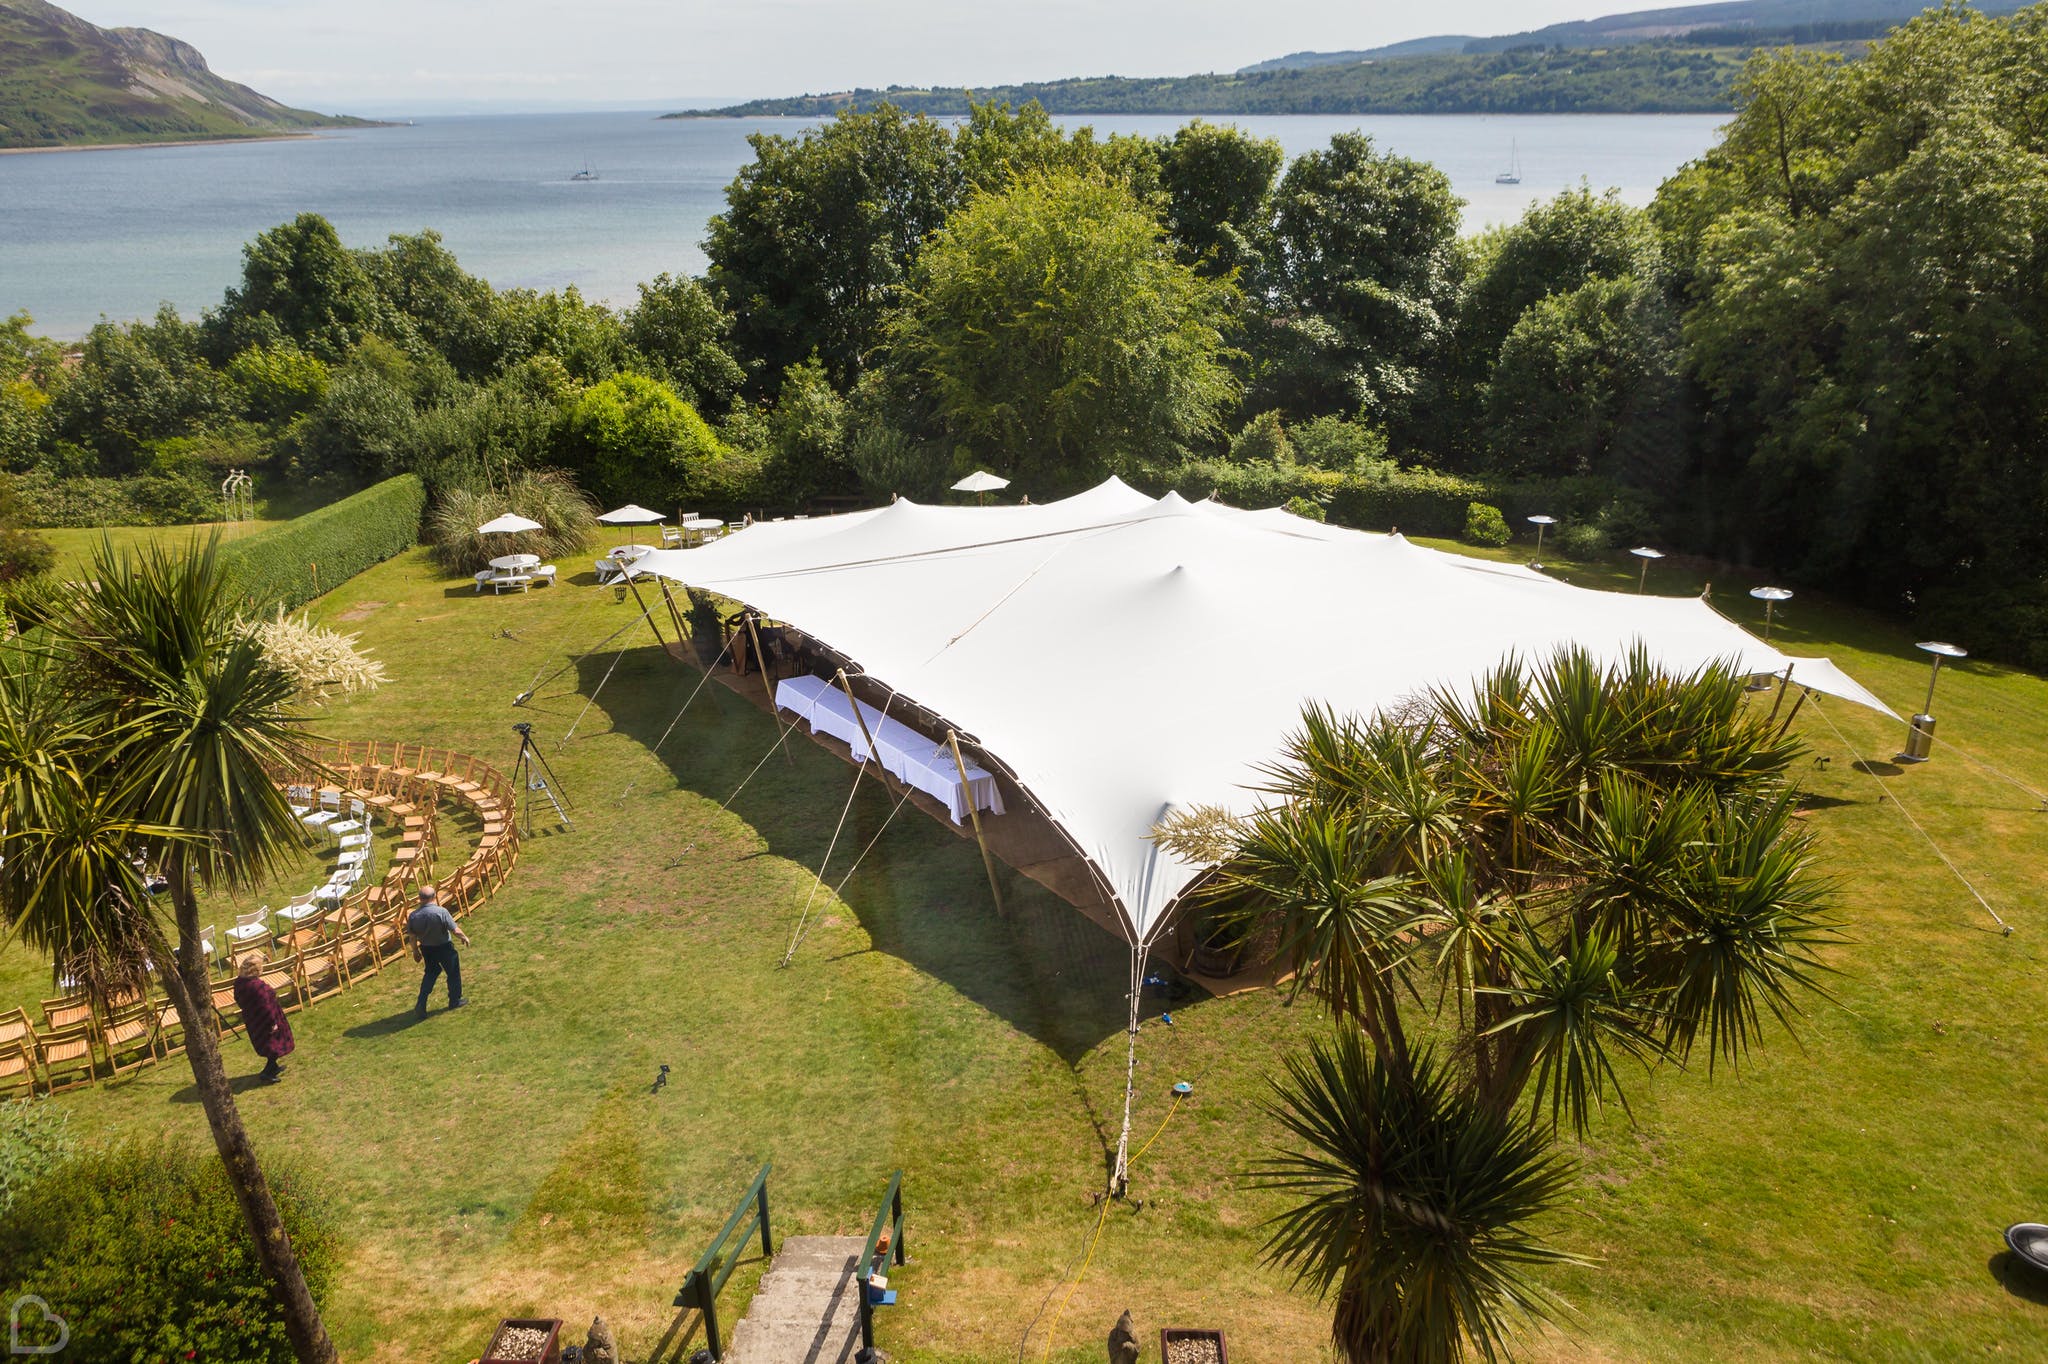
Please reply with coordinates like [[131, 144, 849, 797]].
[[0, 742, 522, 1096]]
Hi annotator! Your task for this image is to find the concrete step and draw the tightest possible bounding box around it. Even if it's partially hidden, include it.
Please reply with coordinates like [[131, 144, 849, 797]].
[[726, 1235, 867, 1364]]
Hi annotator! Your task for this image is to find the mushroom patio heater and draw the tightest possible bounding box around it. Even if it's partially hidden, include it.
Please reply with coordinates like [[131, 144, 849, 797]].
[[1630, 546, 1664, 594], [1526, 514, 1555, 568], [1896, 641, 1966, 763], [1750, 586, 1793, 640]]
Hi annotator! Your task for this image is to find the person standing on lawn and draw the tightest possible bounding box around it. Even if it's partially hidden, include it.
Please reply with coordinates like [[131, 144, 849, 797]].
[[408, 884, 470, 1018], [232, 954, 295, 1083]]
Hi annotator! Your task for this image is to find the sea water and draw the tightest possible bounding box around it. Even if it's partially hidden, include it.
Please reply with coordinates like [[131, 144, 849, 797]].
[[0, 110, 1724, 339]]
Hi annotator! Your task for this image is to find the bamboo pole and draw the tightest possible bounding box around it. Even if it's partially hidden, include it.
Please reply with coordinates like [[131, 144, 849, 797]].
[[945, 729, 1007, 919], [656, 577, 689, 647]]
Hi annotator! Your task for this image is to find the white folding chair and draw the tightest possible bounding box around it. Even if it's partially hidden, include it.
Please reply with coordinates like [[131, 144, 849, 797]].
[[330, 798, 367, 837], [302, 789, 341, 831], [286, 783, 314, 819], [275, 892, 322, 931], [225, 909, 271, 952], [336, 848, 370, 869], [338, 829, 371, 852]]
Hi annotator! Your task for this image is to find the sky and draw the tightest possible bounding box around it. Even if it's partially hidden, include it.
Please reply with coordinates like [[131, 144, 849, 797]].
[[73, 0, 1658, 114]]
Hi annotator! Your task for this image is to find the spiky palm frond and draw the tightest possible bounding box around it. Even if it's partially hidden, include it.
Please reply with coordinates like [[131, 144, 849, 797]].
[[1482, 928, 1666, 1137], [1648, 792, 1841, 1070], [1258, 1031, 1583, 1364], [1216, 802, 1423, 1036], [55, 537, 315, 892]]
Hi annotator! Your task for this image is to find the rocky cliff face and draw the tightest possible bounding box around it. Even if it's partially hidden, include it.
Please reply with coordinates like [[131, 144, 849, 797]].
[[0, 0, 368, 148]]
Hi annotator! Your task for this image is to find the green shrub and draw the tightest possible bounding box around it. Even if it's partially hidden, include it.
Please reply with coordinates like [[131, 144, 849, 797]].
[[1463, 501, 1511, 546], [1282, 495, 1327, 522], [219, 473, 426, 610], [0, 1139, 340, 1364], [1228, 410, 1293, 464], [0, 1099, 69, 1214], [1290, 414, 1388, 471], [426, 468, 595, 574], [1556, 522, 1611, 559]]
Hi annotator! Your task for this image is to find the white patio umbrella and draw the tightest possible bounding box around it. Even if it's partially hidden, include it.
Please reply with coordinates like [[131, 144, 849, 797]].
[[951, 470, 1010, 504], [477, 513, 544, 536], [598, 502, 665, 548]]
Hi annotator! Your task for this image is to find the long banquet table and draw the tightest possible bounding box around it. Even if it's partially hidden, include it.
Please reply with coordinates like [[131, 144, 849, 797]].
[[774, 675, 1005, 824]]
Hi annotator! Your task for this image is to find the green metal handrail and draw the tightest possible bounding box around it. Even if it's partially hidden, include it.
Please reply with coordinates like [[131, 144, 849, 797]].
[[856, 1170, 906, 1353], [672, 1162, 773, 1362]]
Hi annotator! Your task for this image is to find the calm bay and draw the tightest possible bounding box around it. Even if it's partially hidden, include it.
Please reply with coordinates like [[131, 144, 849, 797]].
[[0, 110, 1725, 339]]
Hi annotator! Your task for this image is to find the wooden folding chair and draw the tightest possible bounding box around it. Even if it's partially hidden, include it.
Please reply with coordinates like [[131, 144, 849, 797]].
[[259, 953, 306, 1014], [152, 998, 194, 1059], [367, 904, 409, 963], [34, 1026, 98, 1092], [101, 1003, 158, 1077], [0, 1042, 35, 1100], [337, 922, 382, 982], [295, 938, 348, 1005], [41, 995, 93, 1035], [209, 979, 245, 1037]]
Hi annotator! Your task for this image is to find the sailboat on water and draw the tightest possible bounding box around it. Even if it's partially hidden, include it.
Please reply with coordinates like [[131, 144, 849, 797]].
[[570, 163, 600, 182], [1495, 139, 1522, 185]]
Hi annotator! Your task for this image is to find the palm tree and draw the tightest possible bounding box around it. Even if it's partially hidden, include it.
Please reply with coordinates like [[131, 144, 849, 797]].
[[0, 536, 336, 1364], [1171, 647, 1838, 1362]]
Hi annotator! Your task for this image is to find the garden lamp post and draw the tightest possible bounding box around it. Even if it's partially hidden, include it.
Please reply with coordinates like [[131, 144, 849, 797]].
[[1897, 641, 1967, 763], [1750, 585, 1793, 642], [1526, 514, 1555, 568], [1630, 546, 1664, 594]]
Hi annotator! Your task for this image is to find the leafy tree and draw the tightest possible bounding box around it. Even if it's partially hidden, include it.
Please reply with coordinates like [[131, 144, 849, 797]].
[[0, 311, 63, 389], [1482, 275, 1682, 482], [289, 343, 421, 488], [1655, 4, 2048, 654], [52, 307, 226, 469], [760, 357, 853, 503], [882, 170, 1240, 487], [209, 214, 390, 362], [490, 287, 628, 383], [1157, 120, 1284, 279], [0, 539, 339, 1363], [623, 273, 746, 409], [1261, 133, 1463, 425], [1291, 414, 1389, 472], [228, 342, 330, 424], [363, 230, 499, 376], [1458, 188, 1661, 383], [1162, 650, 1837, 1362], [706, 105, 961, 389], [567, 371, 727, 505]]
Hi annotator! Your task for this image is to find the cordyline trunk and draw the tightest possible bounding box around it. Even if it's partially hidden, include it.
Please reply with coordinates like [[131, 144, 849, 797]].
[[156, 864, 337, 1364]]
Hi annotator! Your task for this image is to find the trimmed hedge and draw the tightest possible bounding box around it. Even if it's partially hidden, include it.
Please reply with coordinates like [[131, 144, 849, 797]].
[[219, 474, 425, 610], [1150, 461, 1626, 540]]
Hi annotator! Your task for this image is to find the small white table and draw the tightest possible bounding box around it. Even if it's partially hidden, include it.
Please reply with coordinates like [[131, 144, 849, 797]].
[[682, 517, 725, 547]]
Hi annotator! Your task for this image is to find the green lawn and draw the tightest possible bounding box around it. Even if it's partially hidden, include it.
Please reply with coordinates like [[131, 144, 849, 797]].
[[37, 519, 284, 579], [9, 530, 2048, 1362]]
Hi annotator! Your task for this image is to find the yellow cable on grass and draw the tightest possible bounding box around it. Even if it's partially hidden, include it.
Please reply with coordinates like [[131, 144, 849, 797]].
[[1039, 1093, 1184, 1362]]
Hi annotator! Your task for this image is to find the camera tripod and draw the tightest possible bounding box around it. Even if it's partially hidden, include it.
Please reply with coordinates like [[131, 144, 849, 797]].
[[509, 722, 571, 834]]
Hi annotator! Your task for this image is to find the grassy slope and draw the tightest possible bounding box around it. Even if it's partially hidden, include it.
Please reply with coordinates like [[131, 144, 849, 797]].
[[7, 532, 2047, 1362]]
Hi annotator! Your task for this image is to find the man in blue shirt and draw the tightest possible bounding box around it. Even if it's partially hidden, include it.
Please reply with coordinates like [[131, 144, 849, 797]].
[[407, 885, 471, 1019]]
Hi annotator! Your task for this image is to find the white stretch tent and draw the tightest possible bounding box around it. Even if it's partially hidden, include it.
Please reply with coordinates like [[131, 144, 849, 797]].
[[625, 478, 1893, 947]]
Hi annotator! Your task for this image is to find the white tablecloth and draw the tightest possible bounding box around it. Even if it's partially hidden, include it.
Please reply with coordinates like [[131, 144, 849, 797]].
[[773, 676, 1005, 824]]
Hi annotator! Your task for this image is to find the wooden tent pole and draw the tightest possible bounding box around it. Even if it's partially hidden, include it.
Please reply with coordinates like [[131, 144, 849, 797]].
[[1764, 663, 1795, 725], [946, 729, 1007, 919], [623, 573, 669, 651], [1776, 687, 1814, 739], [744, 612, 795, 761], [656, 577, 689, 645], [834, 669, 885, 792]]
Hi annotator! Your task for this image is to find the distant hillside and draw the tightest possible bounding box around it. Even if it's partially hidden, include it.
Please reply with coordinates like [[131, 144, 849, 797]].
[[669, 43, 1761, 120], [0, 0, 373, 149], [1239, 0, 2025, 71]]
